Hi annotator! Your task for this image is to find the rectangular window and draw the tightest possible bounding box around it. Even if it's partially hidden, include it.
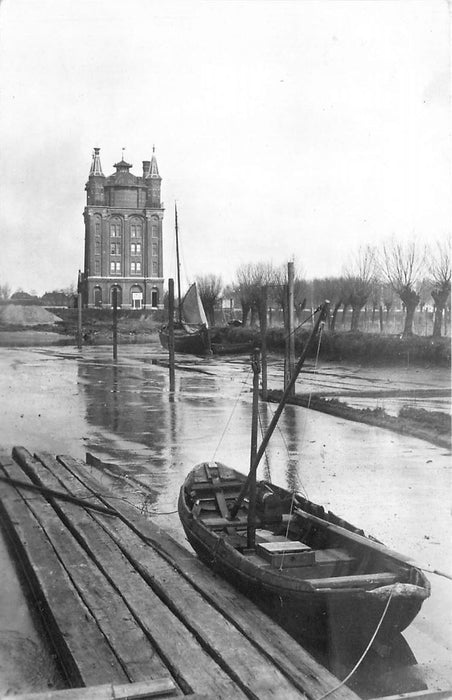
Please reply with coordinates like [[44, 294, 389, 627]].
[[136, 242, 141, 253], [110, 242, 121, 255], [131, 243, 136, 255], [110, 261, 121, 274], [152, 242, 158, 256], [95, 237, 101, 253], [95, 259, 100, 274], [136, 261, 141, 272], [152, 261, 158, 275], [131, 262, 136, 273]]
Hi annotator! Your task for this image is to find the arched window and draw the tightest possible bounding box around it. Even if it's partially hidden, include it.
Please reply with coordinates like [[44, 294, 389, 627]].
[[110, 285, 122, 307], [130, 218, 143, 238], [93, 286, 102, 307], [151, 215, 159, 238]]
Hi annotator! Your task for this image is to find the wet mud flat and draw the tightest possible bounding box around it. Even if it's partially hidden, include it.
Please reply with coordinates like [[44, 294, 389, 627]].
[[0, 346, 450, 695]]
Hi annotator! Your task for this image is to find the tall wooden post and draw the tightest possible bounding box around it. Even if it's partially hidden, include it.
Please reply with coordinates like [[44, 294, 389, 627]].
[[247, 349, 260, 551], [168, 278, 175, 392], [284, 262, 295, 396], [77, 292, 83, 349], [260, 286, 268, 401], [112, 286, 118, 360]]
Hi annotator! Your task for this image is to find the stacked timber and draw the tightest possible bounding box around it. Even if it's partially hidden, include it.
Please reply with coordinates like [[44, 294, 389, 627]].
[[0, 448, 361, 700]]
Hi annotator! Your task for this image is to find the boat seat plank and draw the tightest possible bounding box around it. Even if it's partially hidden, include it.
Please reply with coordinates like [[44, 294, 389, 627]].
[[306, 572, 398, 590], [189, 480, 244, 493], [201, 515, 259, 529]]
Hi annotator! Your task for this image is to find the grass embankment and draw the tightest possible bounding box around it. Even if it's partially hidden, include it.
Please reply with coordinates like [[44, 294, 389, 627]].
[[215, 325, 451, 367], [267, 390, 451, 450], [46, 308, 165, 344]]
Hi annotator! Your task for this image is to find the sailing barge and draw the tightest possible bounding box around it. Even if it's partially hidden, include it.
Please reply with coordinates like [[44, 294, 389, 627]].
[[179, 303, 430, 649]]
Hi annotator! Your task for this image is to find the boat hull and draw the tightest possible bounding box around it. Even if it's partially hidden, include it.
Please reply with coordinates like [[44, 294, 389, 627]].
[[178, 463, 430, 650], [158, 324, 211, 355]]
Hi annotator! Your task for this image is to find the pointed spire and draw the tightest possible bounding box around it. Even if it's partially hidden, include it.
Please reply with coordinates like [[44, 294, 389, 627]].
[[148, 147, 160, 178], [89, 147, 104, 176]]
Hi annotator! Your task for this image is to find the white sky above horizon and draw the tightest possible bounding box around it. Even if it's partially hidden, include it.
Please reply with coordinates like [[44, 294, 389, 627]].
[[0, 0, 450, 296]]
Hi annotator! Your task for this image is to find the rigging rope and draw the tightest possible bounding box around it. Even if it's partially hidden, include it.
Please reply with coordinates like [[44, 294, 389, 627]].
[[211, 363, 253, 462]]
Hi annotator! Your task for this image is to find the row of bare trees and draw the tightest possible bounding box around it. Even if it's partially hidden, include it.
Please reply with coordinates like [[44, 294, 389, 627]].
[[195, 239, 450, 338]]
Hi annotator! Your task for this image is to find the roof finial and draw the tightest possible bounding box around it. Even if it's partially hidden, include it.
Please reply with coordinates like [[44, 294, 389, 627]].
[[89, 147, 104, 176], [153, 144, 155, 153], [121, 147, 126, 161]]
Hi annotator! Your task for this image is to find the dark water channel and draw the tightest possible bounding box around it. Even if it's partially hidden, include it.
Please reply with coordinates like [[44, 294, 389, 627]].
[[0, 346, 450, 695]]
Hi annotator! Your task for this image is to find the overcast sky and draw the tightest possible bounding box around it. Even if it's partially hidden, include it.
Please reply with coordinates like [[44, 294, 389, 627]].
[[0, 0, 450, 295]]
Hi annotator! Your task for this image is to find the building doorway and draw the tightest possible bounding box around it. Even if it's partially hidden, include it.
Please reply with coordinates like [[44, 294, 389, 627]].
[[151, 288, 159, 308], [131, 285, 143, 309], [110, 285, 122, 307]]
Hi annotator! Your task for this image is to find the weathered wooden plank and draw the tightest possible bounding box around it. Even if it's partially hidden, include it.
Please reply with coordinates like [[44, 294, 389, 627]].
[[0, 455, 128, 688], [18, 449, 248, 700], [1, 452, 176, 689], [55, 454, 361, 700], [306, 572, 398, 590], [6, 678, 178, 700], [368, 691, 452, 700], [33, 451, 306, 700]]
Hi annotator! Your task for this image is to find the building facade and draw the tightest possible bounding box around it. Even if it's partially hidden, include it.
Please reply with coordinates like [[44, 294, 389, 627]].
[[81, 148, 164, 309]]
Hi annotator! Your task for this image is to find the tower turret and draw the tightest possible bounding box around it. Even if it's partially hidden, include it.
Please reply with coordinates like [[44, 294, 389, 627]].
[[86, 147, 105, 205], [145, 146, 161, 207]]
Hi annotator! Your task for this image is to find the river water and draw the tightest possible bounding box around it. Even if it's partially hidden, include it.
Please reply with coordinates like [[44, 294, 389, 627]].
[[0, 344, 450, 694]]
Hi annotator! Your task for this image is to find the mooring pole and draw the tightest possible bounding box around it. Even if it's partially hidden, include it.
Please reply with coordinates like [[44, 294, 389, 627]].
[[112, 286, 118, 360], [229, 302, 328, 519], [247, 348, 260, 550], [260, 286, 268, 401], [77, 292, 83, 349], [168, 278, 175, 391]]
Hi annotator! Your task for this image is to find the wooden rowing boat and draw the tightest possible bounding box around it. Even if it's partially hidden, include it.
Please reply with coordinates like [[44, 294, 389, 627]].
[[178, 302, 430, 651], [179, 462, 430, 647]]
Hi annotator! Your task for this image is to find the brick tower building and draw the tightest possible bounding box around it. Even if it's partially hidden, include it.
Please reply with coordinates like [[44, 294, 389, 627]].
[[81, 147, 164, 309]]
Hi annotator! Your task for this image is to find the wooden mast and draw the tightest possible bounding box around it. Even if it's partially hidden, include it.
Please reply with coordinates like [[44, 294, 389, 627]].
[[229, 302, 328, 519], [246, 348, 261, 550], [174, 203, 182, 324]]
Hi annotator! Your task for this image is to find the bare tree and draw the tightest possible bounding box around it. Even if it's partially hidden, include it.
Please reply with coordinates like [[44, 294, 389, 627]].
[[382, 240, 425, 337], [234, 262, 278, 326], [313, 276, 347, 331], [195, 274, 222, 327], [429, 240, 451, 338], [343, 246, 377, 332], [0, 283, 11, 300]]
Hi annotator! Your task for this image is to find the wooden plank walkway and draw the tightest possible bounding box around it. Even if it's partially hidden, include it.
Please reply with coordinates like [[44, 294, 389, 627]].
[[0, 448, 362, 700]]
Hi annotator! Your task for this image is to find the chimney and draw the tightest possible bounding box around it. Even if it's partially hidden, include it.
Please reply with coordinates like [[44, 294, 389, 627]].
[[142, 160, 150, 178]]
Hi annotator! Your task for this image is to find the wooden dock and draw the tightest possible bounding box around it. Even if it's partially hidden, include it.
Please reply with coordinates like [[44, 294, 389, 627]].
[[0, 447, 361, 700]]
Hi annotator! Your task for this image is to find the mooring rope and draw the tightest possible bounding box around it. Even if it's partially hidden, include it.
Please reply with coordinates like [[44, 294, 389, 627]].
[[316, 585, 395, 700]]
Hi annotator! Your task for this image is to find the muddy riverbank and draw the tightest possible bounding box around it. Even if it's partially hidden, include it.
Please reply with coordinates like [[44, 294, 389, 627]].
[[0, 345, 450, 695]]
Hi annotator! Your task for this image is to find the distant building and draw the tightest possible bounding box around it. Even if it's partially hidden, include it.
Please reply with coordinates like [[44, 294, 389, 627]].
[[80, 147, 164, 309]]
